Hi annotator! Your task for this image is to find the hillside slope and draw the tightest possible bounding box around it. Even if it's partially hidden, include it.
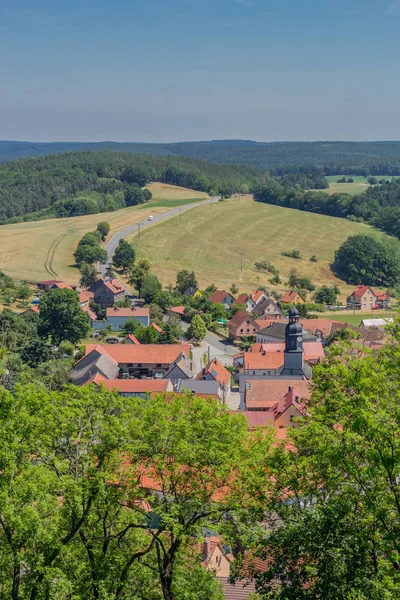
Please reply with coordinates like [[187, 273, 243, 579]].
[[129, 196, 397, 299]]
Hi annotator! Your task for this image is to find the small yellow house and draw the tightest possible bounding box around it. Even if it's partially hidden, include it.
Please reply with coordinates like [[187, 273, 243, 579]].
[[280, 289, 305, 304]]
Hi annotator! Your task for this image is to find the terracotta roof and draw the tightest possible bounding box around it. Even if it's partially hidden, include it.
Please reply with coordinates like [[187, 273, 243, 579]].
[[29, 305, 40, 314], [250, 289, 265, 304], [232, 294, 250, 307], [106, 307, 150, 318], [82, 343, 191, 365], [103, 278, 127, 295], [244, 352, 284, 370], [81, 305, 97, 320], [126, 334, 141, 344], [351, 285, 375, 298], [169, 305, 186, 316], [38, 279, 62, 286], [217, 577, 257, 600], [280, 290, 304, 303], [151, 322, 164, 334], [196, 358, 231, 386], [52, 281, 73, 290], [299, 318, 334, 338], [249, 342, 324, 362], [93, 379, 170, 393], [245, 379, 312, 409], [79, 290, 94, 303], [375, 292, 388, 301], [209, 290, 235, 304], [229, 310, 259, 329]]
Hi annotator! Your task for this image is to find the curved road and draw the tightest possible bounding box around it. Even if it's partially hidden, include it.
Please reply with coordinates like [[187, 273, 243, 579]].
[[98, 196, 218, 276]]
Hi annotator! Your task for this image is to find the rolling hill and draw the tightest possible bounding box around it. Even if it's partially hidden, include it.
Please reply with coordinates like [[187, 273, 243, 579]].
[[128, 195, 398, 301], [2, 140, 400, 175]]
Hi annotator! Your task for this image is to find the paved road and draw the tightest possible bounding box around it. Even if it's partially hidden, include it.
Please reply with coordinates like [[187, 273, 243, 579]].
[[98, 196, 219, 276]]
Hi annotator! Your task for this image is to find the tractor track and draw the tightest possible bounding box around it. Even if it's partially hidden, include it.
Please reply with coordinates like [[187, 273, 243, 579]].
[[44, 232, 72, 278]]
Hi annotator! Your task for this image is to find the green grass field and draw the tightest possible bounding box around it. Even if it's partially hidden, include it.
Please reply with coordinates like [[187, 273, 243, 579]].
[[0, 183, 208, 284], [320, 312, 396, 326], [129, 195, 397, 301], [325, 175, 397, 196]]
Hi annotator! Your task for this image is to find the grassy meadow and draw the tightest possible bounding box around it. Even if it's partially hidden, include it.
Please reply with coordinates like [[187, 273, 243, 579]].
[[325, 175, 397, 196], [0, 183, 208, 284], [129, 195, 396, 302]]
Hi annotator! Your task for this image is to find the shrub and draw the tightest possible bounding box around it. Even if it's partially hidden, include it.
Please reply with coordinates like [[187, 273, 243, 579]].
[[281, 250, 301, 259]]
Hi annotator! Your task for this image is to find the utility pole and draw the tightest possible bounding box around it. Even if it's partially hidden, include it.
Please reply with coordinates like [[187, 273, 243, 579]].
[[240, 252, 244, 273], [138, 222, 141, 241], [180, 208, 182, 225]]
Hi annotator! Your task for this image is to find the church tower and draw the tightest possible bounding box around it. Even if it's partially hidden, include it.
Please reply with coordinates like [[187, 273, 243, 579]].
[[281, 307, 305, 376]]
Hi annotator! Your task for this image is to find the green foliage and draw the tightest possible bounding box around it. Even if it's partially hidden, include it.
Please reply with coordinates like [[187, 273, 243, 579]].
[[122, 318, 140, 334], [230, 303, 246, 316], [176, 269, 198, 294], [254, 260, 279, 275], [314, 285, 338, 305], [38, 288, 90, 344], [128, 258, 151, 295], [287, 268, 315, 291], [124, 182, 146, 206], [282, 249, 302, 259], [79, 262, 99, 288], [334, 235, 400, 286], [0, 271, 16, 291], [74, 229, 107, 266], [309, 254, 318, 262], [96, 220, 110, 241], [15, 284, 30, 299], [141, 273, 162, 304], [230, 283, 239, 295], [188, 314, 207, 342], [143, 187, 153, 201], [58, 340, 75, 357], [113, 239, 136, 270]]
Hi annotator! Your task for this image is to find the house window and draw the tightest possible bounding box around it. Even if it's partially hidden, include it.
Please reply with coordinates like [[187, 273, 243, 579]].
[[156, 363, 161, 368], [253, 371, 255, 375], [137, 363, 142, 367], [279, 425, 285, 429], [247, 329, 250, 333], [240, 328, 243, 333], [290, 415, 295, 422]]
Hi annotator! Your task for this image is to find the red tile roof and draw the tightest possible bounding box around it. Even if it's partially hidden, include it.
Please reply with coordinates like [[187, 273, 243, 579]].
[[81, 305, 97, 320], [280, 290, 304, 303], [151, 322, 164, 334], [29, 305, 40, 314], [53, 281, 73, 290], [209, 290, 235, 304], [103, 278, 127, 295], [38, 279, 62, 286], [250, 342, 325, 362], [126, 334, 141, 345], [250, 289, 265, 304], [245, 380, 312, 410], [217, 577, 257, 600], [229, 310, 259, 329], [106, 307, 150, 318], [196, 358, 231, 386], [169, 305, 186, 316], [82, 343, 191, 365], [93, 379, 170, 393], [351, 285, 375, 298], [79, 290, 94, 303], [244, 352, 284, 370], [233, 294, 250, 307]]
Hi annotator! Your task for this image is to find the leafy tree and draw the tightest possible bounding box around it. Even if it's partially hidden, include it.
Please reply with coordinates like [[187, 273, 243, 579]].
[[230, 283, 239, 295], [154, 290, 175, 311], [122, 318, 140, 334], [96, 220, 110, 241], [282, 249, 301, 259], [15, 284, 30, 299], [309, 254, 318, 262], [230, 303, 246, 316], [334, 235, 400, 286], [124, 183, 145, 206], [38, 288, 90, 344], [314, 285, 338, 305], [20, 338, 52, 367], [136, 325, 160, 344], [74, 243, 107, 266], [58, 340, 75, 357], [143, 188, 153, 201], [149, 303, 164, 323], [188, 314, 207, 342], [176, 270, 198, 294], [159, 318, 184, 344], [141, 274, 162, 304], [128, 259, 151, 295], [105, 264, 116, 279], [79, 262, 99, 288], [113, 239, 136, 270]]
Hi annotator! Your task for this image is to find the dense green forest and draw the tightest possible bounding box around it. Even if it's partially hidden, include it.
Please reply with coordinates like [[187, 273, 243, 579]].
[[0, 151, 263, 223], [2, 139, 400, 175], [254, 176, 400, 241]]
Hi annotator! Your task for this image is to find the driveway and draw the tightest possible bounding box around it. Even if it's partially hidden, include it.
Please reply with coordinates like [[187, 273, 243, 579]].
[[98, 196, 218, 276]]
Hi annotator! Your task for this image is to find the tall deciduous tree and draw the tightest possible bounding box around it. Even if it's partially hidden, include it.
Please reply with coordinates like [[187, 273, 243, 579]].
[[38, 288, 90, 344], [176, 270, 198, 294], [188, 314, 207, 342], [96, 220, 110, 241], [79, 262, 99, 288], [113, 239, 136, 270], [141, 273, 162, 304], [128, 259, 151, 295]]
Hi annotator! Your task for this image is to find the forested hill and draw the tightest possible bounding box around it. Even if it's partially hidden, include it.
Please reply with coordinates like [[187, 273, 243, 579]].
[[3, 140, 400, 175], [0, 150, 263, 224]]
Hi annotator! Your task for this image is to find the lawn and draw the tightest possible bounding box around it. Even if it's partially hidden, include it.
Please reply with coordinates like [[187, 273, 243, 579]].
[[321, 311, 396, 326], [129, 195, 397, 302], [0, 183, 208, 284], [325, 175, 397, 196]]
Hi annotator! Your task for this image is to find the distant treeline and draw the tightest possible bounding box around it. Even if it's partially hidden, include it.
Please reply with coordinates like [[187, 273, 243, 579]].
[[2, 139, 400, 176], [254, 177, 400, 241], [0, 151, 263, 223]]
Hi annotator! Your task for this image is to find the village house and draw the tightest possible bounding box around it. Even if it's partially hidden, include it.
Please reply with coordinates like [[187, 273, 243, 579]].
[[101, 306, 150, 331], [37, 279, 73, 292], [375, 291, 390, 309], [78, 290, 94, 308], [250, 289, 268, 306], [228, 310, 260, 341], [256, 321, 317, 344], [208, 289, 236, 309], [348, 285, 376, 310], [196, 357, 231, 401], [280, 290, 305, 304], [183, 286, 203, 298], [90, 375, 174, 397], [232, 294, 256, 313], [167, 305, 186, 318], [88, 278, 127, 307], [252, 297, 283, 319], [174, 379, 220, 399], [72, 343, 192, 384]]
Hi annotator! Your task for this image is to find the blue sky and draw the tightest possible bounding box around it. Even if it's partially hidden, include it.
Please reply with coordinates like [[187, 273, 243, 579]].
[[1, 0, 400, 141]]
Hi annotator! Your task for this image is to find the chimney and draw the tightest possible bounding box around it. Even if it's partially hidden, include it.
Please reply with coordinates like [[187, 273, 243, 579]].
[[288, 386, 292, 392], [114, 307, 118, 311]]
